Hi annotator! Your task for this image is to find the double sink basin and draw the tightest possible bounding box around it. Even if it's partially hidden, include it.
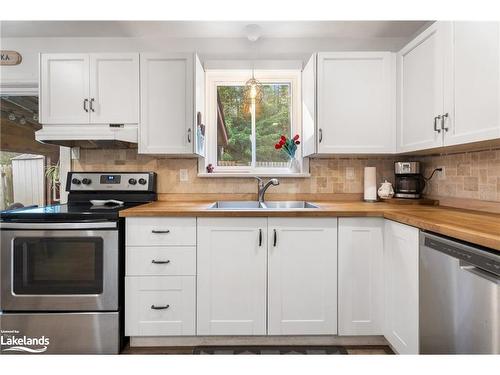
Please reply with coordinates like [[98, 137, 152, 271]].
[[208, 201, 319, 210]]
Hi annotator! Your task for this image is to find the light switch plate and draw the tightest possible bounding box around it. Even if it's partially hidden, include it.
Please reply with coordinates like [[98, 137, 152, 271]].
[[179, 169, 189, 182]]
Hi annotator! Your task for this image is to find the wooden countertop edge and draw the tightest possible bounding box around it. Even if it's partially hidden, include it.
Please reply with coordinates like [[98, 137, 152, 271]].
[[120, 202, 500, 251], [381, 212, 500, 250]]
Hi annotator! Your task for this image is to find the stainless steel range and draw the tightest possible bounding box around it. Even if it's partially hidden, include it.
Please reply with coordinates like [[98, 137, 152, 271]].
[[0, 172, 156, 354]]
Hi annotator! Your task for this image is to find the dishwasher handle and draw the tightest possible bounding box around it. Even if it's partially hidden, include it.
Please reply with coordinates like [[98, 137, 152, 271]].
[[459, 260, 500, 285]]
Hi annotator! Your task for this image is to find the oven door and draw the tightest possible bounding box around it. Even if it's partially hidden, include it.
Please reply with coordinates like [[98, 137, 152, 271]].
[[0, 222, 118, 312]]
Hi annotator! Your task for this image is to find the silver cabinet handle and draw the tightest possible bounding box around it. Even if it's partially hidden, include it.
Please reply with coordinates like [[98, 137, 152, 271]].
[[90, 98, 95, 112], [433, 115, 442, 133], [187, 128, 192, 143], [319, 128, 323, 143], [441, 113, 449, 132], [151, 229, 170, 234], [151, 304, 170, 310], [83, 99, 89, 112], [152, 260, 170, 264]]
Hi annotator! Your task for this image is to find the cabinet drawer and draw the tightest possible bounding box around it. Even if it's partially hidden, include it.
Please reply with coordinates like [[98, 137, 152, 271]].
[[126, 247, 196, 276], [125, 276, 195, 336], [126, 217, 196, 246]]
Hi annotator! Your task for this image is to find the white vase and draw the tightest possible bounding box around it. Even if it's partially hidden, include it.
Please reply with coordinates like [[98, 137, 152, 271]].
[[289, 158, 301, 173]]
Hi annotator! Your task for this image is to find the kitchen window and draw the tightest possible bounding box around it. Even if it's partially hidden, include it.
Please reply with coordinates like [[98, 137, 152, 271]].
[[203, 70, 306, 176]]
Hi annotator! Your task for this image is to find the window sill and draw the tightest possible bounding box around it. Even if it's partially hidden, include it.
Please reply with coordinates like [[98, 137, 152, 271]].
[[197, 172, 311, 178]]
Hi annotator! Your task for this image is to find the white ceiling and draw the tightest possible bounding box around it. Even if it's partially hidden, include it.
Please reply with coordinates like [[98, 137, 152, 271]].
[[0, 21, 431, 39]]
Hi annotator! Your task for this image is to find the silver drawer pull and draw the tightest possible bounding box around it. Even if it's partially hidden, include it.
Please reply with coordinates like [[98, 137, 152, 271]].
[[151, 229, 170, 234], [151, 304, 170, 310], [151, 260, 170, 264]]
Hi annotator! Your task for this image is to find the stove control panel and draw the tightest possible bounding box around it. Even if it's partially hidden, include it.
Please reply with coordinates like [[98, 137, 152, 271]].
[[67, 172, 156, 192]]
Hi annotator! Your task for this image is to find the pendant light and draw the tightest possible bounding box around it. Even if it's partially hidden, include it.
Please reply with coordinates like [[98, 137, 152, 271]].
[[243, 24, 263, 105], [244, 72, 263, 104]]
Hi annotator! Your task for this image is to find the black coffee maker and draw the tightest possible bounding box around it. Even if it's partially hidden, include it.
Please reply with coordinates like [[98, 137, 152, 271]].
[[394, 161, 425, 199]]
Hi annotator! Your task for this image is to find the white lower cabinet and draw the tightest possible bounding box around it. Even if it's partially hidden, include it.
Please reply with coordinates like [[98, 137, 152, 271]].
[[125, 217, 197, 337], [125, 276, 196, 336], [196, 217, 337, 336], [338, 218, 384, 336], [125, 215, 421, 349], [383, 220, 420, 354], [268, 218, 338, 335], [197, 218, 267, 335]]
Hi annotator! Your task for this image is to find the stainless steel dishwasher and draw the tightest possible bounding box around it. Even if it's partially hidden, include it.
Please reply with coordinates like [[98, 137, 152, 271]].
[[419, 232, 500, 354]]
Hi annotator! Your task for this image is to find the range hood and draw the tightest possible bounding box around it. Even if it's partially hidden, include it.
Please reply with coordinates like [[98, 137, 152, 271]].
[[35, 124, 138, 149]]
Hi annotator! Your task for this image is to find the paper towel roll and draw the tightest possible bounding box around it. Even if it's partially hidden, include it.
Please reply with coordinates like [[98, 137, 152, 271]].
[[364, 167, 377, 202]]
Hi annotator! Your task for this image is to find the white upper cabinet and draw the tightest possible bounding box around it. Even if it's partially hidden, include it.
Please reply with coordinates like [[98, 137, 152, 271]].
[[40, 54, 90, 124], [194, 54, 206, 156], [302, 54, 317, 157], [383, 220, 419, 354], [397, 22, 446, 152], [267, 218, 337, 335], [139, 53, 205, 155], [316, 52, 396, 154], [338, 218, 384, 336], [197, 217, 267, 335], [89, 54, 139, 124], [303, 52, 396, 155], [443, 22, 500, 146], [40, 53, 139, 125], [398, 21, 500, 152]]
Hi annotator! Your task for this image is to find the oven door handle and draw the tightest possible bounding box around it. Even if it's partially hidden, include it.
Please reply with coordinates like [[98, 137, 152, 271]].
[[0, 222, 117, 230]]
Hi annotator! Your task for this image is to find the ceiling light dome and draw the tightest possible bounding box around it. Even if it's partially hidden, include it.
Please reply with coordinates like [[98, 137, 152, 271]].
[[244, 24, 262, 42]]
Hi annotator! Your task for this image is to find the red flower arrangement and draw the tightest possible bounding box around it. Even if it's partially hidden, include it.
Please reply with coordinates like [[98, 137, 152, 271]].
[[275, 134, 300, 158]]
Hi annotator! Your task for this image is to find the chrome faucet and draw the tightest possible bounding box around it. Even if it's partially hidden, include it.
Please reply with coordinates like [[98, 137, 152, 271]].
[[255, 177, 280, 203]]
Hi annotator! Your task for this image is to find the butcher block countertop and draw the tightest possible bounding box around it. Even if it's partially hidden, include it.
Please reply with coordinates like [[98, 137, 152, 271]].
[[120, 201, 500, 251]]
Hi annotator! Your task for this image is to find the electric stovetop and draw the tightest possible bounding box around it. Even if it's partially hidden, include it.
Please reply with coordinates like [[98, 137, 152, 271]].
[[0, 171, 157, 223], [0, 202, 145, 222]]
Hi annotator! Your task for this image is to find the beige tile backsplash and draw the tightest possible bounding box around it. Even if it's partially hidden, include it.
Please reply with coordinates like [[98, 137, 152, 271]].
[[73, 148, 500, 202], [73, 150, 395, 196], [418, 148, 500, 202]]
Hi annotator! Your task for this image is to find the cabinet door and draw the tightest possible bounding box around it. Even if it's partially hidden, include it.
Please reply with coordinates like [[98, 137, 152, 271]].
[[317, 52, 396, 153], [383, 220, 419, 354], [89, 53, 139, 124], [443, 22, 500, 145], [268, 218, 337, 335], [194, 54, 206, 156], [139, 53, 194, 154], [302, 53, 317, 156], [197, 218, 267, 335], [338, 218, 384, 336], [39, 54, 90, 124], [397, 22, 446, 152]]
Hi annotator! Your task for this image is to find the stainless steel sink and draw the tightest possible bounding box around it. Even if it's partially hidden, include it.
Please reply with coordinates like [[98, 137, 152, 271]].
[[207, 201, 319, 210], [208, 201, 262, 210], [261, 201, 319, 209]]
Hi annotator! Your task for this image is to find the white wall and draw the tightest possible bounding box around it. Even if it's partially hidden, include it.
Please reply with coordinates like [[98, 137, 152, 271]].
[[0, 36, 410, 84]]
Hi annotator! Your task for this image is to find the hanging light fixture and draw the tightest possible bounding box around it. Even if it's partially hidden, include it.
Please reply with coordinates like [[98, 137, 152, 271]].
[[244, 72, 263, 104], [243, 24, 263, 105]]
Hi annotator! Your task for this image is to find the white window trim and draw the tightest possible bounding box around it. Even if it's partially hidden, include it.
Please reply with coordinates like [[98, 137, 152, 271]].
[[199, 69, 309, 177]]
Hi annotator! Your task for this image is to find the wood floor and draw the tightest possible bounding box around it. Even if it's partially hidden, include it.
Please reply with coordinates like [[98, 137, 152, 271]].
[[122, 344, 393, 355]]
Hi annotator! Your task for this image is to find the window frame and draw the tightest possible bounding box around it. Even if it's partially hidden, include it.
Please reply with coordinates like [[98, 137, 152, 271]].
[[203, 69, 306, 176]]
